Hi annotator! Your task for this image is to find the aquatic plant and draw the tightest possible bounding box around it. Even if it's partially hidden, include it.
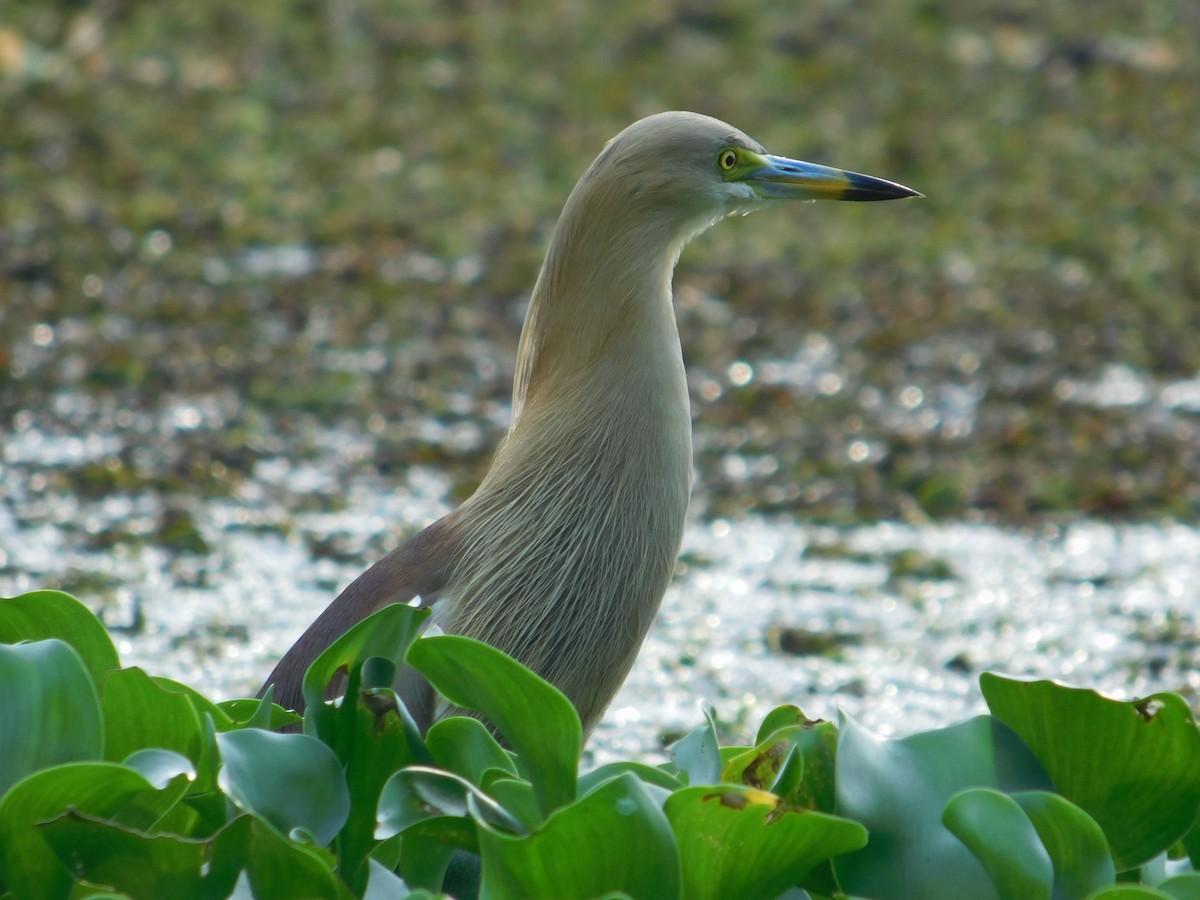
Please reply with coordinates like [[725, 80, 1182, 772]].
[[3, 589, 1200, 898]]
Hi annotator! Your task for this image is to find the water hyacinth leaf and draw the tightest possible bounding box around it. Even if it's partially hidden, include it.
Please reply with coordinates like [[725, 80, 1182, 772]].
[[339, 686, 433, 894], [781, 720, 839, 812], [300, 603, 431, 741], [942, 788, 1053, 899], [110, 750, 195, 832], [981, 674, 1200, 870], [834, 713, 1053, 900], [40, 809, 231, 900], [0, 591, 120, 687], [665, 784, 867, 900], [220, 687, 301, 731], [1183, 820, 1200, 870], [725, 719, 839, 812], [1010, 790, 1116, 897], [0, 639, 103, 796], [153, 676, 238, 731], [226, 814, 350, 899], [360, 655, 397, 690], [396, 821, 469, 892], [755, 704, 814, 744], [768, 745, 806, 803], [425, 715, 517, 786], [363, 857, 412, 900], [668, 705, 722, 786], [101, 667, 203, 765], [483, 777, 543, 833], [407, 634, 581, 816], [476, 772, 680, 900], [244, 829, 347, 899], [1158, 874, 1200, 900], [718, 745, 751, 770], [216, 728, 350, 846], [1139, 853, 1171, 886], [0, 761, 172, 899], [124, 747, 195, 787], [578, 761, 684, 798], [723, 730, 801, 791], [377, 765, 520, 840]]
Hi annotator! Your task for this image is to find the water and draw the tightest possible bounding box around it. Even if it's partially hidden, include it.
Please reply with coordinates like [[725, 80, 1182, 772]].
[[611, 516, 1200, 761], [4, 435, 1197, 765]]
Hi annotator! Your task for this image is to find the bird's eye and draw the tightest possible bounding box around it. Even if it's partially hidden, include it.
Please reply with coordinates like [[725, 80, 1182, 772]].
[[718, 148, 738, 172]]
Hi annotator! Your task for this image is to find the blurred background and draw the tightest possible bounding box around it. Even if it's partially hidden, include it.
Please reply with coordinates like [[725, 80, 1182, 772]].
[[2, 1, 1199, 757]]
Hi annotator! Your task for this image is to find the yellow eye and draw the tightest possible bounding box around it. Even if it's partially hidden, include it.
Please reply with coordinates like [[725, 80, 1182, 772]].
[[718, 148, 738, 172]]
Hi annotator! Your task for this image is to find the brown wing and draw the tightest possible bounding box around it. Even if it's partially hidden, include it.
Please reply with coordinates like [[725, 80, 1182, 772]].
[[258, 513, 461, 714]]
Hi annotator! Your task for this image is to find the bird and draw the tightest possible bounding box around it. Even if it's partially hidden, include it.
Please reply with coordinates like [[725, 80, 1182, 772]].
[[260, 111, 919, 736]]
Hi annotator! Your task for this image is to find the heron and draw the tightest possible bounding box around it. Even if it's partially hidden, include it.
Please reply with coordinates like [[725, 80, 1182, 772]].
[[260, 111, 919, 735]]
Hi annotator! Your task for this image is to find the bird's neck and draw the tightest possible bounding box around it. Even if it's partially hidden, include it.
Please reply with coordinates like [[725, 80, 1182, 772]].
[[510, 182, 689, 423], [469, 181, 694, 512], [443, 177, 696, 729]]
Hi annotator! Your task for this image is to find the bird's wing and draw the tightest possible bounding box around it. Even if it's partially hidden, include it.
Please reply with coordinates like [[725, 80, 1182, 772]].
[[258, 513, 461, 714]]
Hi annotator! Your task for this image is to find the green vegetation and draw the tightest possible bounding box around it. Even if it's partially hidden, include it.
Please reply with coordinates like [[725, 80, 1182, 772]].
[[5, 589, 1200, 899]]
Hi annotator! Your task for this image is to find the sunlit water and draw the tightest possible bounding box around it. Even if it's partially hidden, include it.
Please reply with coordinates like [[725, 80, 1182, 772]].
[[4, 434, 1198, 766]]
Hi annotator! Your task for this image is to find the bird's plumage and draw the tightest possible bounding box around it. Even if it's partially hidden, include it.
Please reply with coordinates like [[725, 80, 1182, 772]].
[[260, 111, 918, 735]]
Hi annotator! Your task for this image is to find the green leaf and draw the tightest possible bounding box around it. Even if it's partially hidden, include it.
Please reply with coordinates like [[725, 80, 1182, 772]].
[[1158, 874, 1200, 900], [377, 765, 520, 840], [1087, 888, 1175, 899], [122, 748, 195, 788], [724, 719, 839, 813], [477, 772, 680, 900], [1183, 817, 1200, 869], [942, 788, 1053, 899], [484, 777, 543, 833], [301, 604, 430, 746], [981, 674, 1200, 870], [337, 686, 432, 895], [101, 667, 203, 765], [665, 784, 867, 900], [219, 692, 302, 731], [407, 634, 581, 817], [426, 715, 517, 786], [668, 706, 721, 786], [109, 751, 195, 833], [241, 820, 350, 900], [0, 590, 120, 687], [152, 676, 238, 731], [834, 713, 1054, 900], [40, 809, 232, 900], [723, 730, 801, 791], [578, 762, 683, 798], [0, 639, 103, 796], [216, 728, 350, 846], [212, 814, 351, 900], [755, 705, 823, 744], [1011, 790, 1116, 897], [363, 857, 412, 899], [0, 762, 178, 899]]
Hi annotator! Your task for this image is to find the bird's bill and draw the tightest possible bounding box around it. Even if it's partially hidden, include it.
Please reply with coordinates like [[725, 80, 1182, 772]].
[[743, 153, 921, 202]]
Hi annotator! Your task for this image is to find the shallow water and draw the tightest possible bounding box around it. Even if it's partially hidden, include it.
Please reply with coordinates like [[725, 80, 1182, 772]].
[[4, 439, 1197, 765], [612, 515, 1200, 761]]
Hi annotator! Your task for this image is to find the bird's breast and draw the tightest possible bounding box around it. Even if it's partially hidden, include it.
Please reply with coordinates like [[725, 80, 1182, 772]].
[[432, 348, 692, 730]]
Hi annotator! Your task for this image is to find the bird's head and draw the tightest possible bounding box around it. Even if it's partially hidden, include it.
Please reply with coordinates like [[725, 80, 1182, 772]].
[[577, 111, 920, 242]]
